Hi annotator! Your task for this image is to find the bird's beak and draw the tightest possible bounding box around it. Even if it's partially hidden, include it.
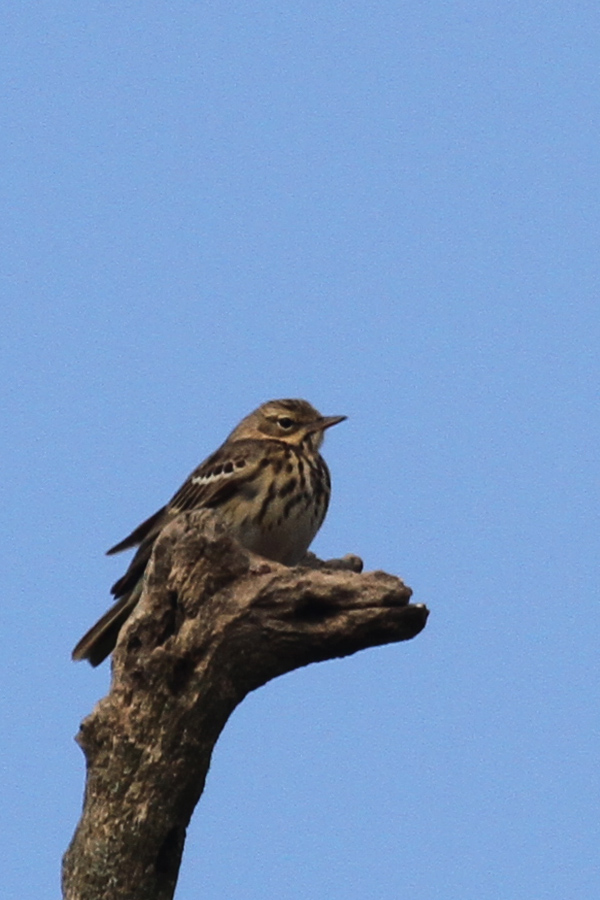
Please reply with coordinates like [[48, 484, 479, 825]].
[[308, 414, 347, 434]]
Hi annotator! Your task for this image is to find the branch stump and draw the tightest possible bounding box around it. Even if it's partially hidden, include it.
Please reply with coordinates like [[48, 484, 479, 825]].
[[63, 510, 428, 900]]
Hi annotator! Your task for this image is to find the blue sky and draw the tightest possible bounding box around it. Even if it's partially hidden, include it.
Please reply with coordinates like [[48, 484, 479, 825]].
[[2, 3, 599, 898]]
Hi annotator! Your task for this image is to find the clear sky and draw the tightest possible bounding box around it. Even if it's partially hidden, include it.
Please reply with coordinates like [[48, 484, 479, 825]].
[[2, 3, 599, 898]]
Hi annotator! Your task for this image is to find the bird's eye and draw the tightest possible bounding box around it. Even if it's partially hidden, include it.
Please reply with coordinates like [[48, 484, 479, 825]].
[[277, 416, 294, 430]]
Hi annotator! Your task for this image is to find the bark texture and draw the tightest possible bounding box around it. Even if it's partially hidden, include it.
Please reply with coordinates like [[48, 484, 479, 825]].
[[63, 510, 428, 900]]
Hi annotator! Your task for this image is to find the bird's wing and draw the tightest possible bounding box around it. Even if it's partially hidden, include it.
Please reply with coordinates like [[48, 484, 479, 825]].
[[106, 443, 254, 556], [167, 442, 262, 513], [108, 442, 266, 599], [106, 506, 168, 555]]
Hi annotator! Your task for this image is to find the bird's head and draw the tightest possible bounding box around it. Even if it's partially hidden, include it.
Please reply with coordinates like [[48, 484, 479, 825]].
[[228, 399, 346, 450]]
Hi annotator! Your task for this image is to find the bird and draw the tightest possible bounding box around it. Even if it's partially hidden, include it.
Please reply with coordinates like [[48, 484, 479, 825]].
[[72, 398, 347, 666]]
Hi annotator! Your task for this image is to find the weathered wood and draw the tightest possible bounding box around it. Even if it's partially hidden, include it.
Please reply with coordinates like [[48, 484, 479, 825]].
[[63, 510, 428, 900]]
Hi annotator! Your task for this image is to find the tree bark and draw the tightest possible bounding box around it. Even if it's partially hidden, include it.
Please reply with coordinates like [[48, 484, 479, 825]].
[[62, 510, 428, 900]]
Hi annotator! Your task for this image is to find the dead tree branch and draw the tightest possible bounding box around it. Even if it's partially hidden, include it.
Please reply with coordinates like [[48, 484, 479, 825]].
[[63, 510, 428, 900]]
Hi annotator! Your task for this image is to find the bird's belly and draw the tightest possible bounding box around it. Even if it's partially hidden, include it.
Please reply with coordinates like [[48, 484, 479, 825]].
[[231, 504, 321, 566]]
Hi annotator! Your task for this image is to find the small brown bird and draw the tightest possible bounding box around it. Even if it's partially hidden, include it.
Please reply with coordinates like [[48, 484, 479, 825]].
[[72, 399, 346, 666]]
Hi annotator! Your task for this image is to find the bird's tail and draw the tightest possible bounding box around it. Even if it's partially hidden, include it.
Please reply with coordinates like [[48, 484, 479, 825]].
[[72, 582, 142, 667]]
